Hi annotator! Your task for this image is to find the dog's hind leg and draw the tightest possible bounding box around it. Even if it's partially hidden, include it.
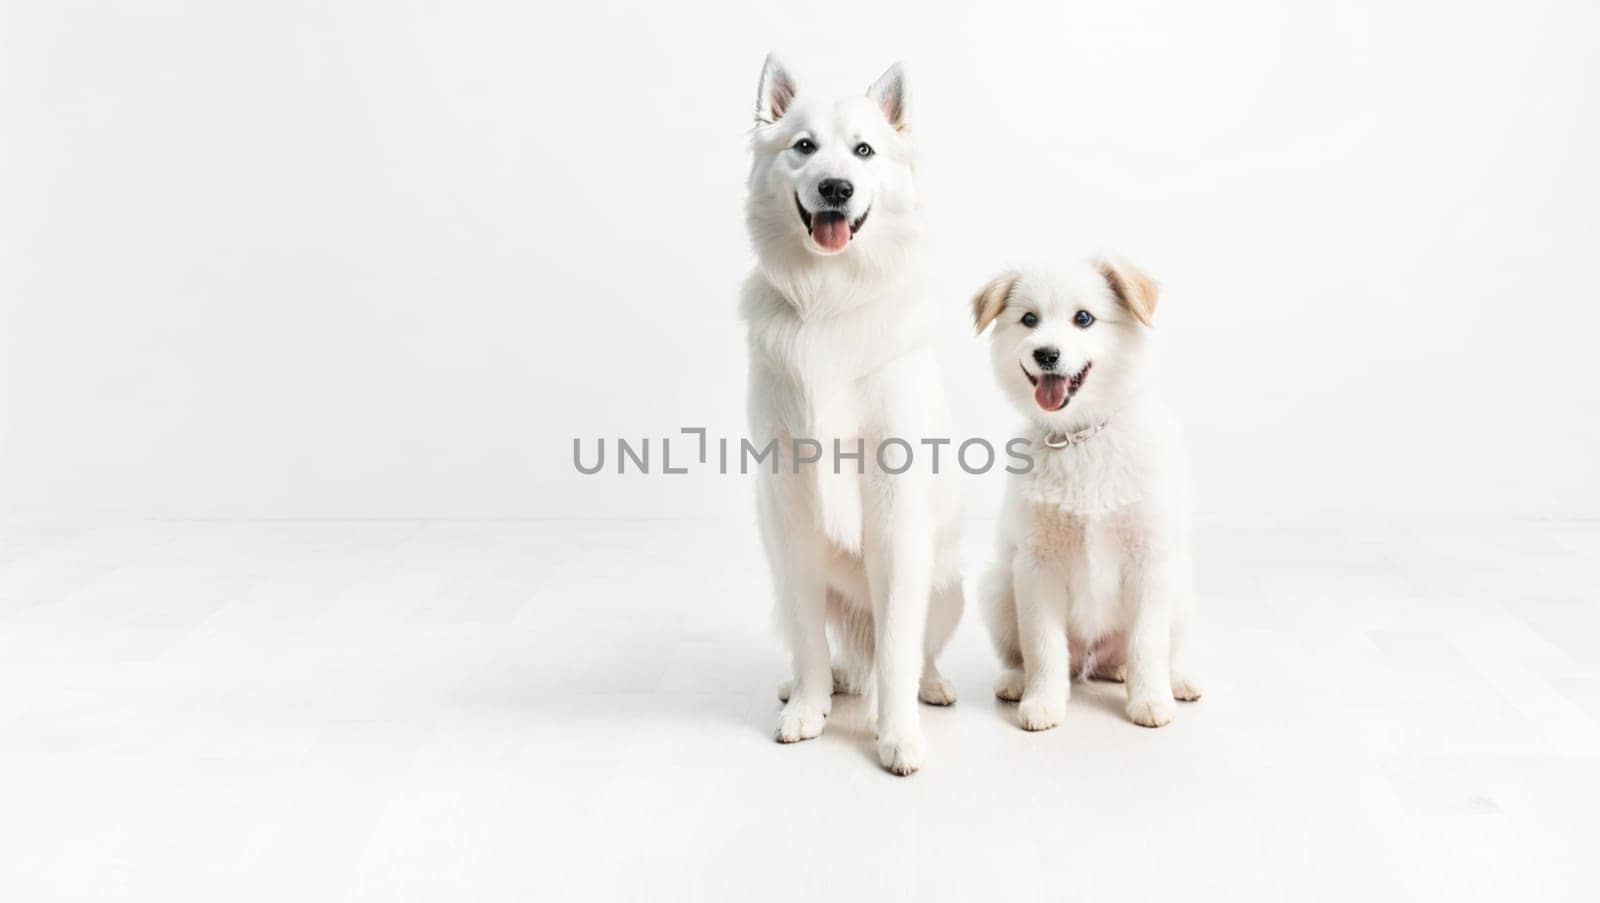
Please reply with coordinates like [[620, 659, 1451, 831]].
[[918, 581, 962, 706], [829, 589, 874, 695], [776, 589, 870, 702], [774, 668, 856, 702], [779, 591, 880, 702]]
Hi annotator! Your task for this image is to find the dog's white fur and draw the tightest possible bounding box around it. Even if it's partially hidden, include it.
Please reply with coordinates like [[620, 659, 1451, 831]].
[[975, 260, 1202, 731], [741, 55, 962, 775]]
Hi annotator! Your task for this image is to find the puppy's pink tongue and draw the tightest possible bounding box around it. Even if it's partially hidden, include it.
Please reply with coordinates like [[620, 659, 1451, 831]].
[[1034, 375, 1069, 411], [811, 213, 850, 251]]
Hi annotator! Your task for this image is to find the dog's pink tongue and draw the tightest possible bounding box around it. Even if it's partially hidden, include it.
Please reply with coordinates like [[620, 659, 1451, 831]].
[[1034, 375, 1069, 411], [811, 213, 850, 252]]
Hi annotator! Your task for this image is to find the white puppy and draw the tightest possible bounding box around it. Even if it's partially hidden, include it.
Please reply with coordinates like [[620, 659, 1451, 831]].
[[742, 55, 963, 775], [974, 260, 1202, 731]]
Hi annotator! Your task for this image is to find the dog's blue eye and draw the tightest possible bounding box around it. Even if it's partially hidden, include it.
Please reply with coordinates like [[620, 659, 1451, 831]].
[[1021, 312, 1038, 328], [854, 142, 874, 158], [1073, 310, 1095, 328], [793, 138, 817, 155]]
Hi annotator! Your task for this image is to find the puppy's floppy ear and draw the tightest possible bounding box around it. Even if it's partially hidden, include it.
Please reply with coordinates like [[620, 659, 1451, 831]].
[[867, 62, 910, 131], [971, 271, 1018, 335], [1096, 257, 1160, 326], [756, 53, 798, 124]]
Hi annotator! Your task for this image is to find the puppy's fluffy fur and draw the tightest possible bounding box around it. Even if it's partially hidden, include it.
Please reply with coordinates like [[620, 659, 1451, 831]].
[[742, 55, 963, 775], [975, 260, 1202, 731]]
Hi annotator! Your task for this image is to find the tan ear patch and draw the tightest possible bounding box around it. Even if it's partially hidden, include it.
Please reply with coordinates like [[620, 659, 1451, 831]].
[[1096, 258, 1160, 326], [971, 271, 1019, 334]]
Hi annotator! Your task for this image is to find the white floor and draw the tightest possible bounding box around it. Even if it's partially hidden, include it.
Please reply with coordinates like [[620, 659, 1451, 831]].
[[2, 518, 1598, 901]]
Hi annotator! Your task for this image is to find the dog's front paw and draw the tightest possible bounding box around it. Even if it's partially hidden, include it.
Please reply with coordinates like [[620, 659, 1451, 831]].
[[876, 728, 926, 776], [1126, 696, 1176, 728], [993, 669, 1024, 702], [1017, 695, 1065, 731], [918, 674, 957, 706], [1171, 674, 1203, 702], [775, 699, 828, 743]]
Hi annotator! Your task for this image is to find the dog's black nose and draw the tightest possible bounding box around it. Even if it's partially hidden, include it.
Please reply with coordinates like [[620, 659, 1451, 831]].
[[1033, 347, 1061, 370], [818, 178, 854, 206]]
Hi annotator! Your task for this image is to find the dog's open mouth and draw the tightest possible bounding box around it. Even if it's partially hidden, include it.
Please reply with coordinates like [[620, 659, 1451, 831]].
[[1022, 362, 1091, 411], [795, 194, 869, 252]]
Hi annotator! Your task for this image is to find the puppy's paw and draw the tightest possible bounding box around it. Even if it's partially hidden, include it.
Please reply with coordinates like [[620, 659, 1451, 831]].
[[993, 669, 1024, 702], [1017, 695, 1065, 732], [876, 728, 926, 776], [1126, 696, 1176, 728], [775, 699, 828, 743], [918, 674, 957, 706], [1171, 674, 1203, 702]]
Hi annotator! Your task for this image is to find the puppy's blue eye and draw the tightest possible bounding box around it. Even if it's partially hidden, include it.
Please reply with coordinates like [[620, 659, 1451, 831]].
[[793, 139, 817, 155], [1073, 310, 1095, 328], [1020, 312, 1038, 328], [854, 142, 874, 158]]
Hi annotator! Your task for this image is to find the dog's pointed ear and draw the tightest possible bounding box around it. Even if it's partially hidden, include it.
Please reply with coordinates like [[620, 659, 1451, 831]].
[[1096, 257, 1160, 327], [867, 62, 909, 131], [972, 271, 1018, 335], [756, 53, 798, 124]]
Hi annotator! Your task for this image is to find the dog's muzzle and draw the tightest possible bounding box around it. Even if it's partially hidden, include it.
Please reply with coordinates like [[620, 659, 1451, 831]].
[[795, 194, 869, 253], [1023, 361, 1091, 411]]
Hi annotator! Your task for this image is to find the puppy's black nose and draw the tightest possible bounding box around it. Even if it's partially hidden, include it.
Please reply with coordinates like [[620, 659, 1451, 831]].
[[818, 178, 854, 206], [1033, 347, 1061, 370]]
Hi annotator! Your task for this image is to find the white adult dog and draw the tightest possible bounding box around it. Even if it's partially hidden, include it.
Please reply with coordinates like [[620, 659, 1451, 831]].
[[973, 260, 1202, 732], [742, 55, 962, 775]]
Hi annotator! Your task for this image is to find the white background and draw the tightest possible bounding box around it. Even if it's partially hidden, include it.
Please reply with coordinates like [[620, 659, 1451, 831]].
[[5, 7, 1600, 900], [3, 0, 1597, 521]]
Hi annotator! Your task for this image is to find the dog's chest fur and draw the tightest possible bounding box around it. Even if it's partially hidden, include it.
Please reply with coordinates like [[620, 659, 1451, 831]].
[[1017, 398, 1181, 516], [744, 274, 932, 407], [743, 271, 939, 554], [1012, 397, 1184, 632], [1027, 502, 1139, 634]]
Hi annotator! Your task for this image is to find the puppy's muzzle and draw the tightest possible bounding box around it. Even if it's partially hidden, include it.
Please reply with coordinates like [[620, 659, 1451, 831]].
[[1023, 361, 1092, 411]]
